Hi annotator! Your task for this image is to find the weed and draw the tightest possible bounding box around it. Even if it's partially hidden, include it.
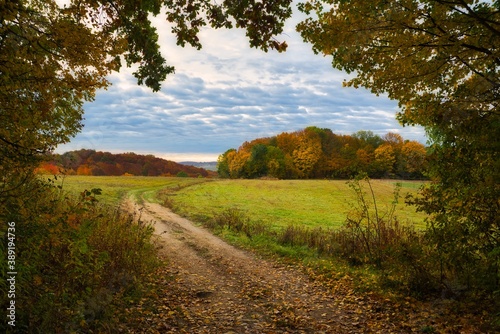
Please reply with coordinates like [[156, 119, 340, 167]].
[[336, 174, 443, 295], [209, 208, 269, 239]]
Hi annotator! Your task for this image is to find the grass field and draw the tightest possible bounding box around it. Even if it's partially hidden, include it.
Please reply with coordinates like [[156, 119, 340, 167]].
[[54, 175, 208, 205], [58, 175, 427, 229], [165, 179, 428, 229]]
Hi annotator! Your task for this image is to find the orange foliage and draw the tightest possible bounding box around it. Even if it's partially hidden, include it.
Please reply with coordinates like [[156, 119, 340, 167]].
[[48, 149, 215, 177], [35, 162, 59, 175], [218, 127, 428, 179], [401, 141, 427, 173], [76, 165, 93, 176]]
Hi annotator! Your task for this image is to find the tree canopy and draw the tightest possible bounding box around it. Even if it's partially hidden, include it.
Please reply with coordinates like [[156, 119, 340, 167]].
[[297, 0, 499, 292], [36, 149, 214, 177], [217, 127, 427, 179]]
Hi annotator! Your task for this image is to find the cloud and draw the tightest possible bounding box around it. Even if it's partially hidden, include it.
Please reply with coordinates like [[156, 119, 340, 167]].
[[56, 9, 426, 162]]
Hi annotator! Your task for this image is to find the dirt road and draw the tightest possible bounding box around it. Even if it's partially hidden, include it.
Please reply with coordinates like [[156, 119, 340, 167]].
[[120, 197, 482, 334]]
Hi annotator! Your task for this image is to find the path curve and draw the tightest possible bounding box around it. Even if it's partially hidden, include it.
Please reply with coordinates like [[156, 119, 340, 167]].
[[121, 196, 410, 333]]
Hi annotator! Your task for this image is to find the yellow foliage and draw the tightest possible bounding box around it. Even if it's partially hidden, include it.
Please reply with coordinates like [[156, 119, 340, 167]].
[[374, 144, 395, 173]]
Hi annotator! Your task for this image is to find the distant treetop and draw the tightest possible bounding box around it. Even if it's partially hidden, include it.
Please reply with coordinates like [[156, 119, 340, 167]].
[[217, 128, 427, 180]]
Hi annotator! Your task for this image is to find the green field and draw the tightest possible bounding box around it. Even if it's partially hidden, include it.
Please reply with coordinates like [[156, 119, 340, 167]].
[[59, 176, 427, 229], [54, 175, 207, 205], [166, 179, 427, 229]]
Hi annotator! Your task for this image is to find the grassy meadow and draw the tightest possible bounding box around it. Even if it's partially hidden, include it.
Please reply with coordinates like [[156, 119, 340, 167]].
[[54, 175, 207, 205], [161, 179, 428, 230], [58, 175, 427, 229]]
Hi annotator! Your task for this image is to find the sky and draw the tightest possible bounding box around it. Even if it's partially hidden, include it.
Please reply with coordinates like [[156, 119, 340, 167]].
[[55, 6, 427, 162]]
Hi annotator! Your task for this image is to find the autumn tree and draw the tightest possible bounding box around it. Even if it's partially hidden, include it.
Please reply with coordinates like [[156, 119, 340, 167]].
[[328, 135, 360, 178], [374, 144, 396, 177], [34, 162, 59, 175], [352, 131, 382, 176], [297, 0, 499, 291], [266, 146, 286, 178], [229, 150, 251, 178], [400, 140, 428, 178], [353, 131, 383, 150], [289, 130, 322, 178], [355, 148, 375, 176], [217, 128, 427, 179], [51, 150, 210, 176], [217, 149, 235, 178], [276, 131, 299, 156], [383, 133, 404, 152], [303, 127, 334, 177]]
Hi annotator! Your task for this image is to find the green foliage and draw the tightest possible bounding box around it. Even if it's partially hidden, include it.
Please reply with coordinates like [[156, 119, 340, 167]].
[[410, 177, 500, 293], [164, 0, 292, 52], [0, 178, 158, 332], [297, 0, 499, 297], [217, 127, 427, 179]]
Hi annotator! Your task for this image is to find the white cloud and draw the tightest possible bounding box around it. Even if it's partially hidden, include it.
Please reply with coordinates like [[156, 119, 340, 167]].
[[56, 6, 426, 162]]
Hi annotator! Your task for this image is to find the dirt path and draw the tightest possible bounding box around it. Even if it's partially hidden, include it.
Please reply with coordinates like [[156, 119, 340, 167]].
[[120, 196, 482, 334]]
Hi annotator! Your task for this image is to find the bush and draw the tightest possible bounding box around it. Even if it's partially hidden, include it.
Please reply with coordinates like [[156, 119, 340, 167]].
[[208, 208, 268, 238], [0, 177, 159, 332], [336, 174, 441, 295]]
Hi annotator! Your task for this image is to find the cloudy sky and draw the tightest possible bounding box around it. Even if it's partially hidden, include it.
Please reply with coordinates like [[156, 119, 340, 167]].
[[56, 7, 426, 162]]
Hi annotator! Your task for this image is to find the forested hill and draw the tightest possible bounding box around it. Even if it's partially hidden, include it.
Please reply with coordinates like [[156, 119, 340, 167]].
[[37, 149, 215, 177], [217, 127, 428, 179]]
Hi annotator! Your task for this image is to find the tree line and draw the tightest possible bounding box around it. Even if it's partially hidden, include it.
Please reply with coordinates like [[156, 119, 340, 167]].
[[217, 127, 427, 179], [37, 149, 214, 177]]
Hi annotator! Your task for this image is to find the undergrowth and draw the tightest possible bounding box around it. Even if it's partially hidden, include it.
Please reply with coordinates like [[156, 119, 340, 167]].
[[0, 176, 159, 333]]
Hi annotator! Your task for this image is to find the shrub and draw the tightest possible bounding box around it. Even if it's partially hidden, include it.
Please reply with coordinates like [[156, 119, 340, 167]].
[[0, 177, 159, 332], [338, 174, 441, 296], [208, 208, 268, 238]]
